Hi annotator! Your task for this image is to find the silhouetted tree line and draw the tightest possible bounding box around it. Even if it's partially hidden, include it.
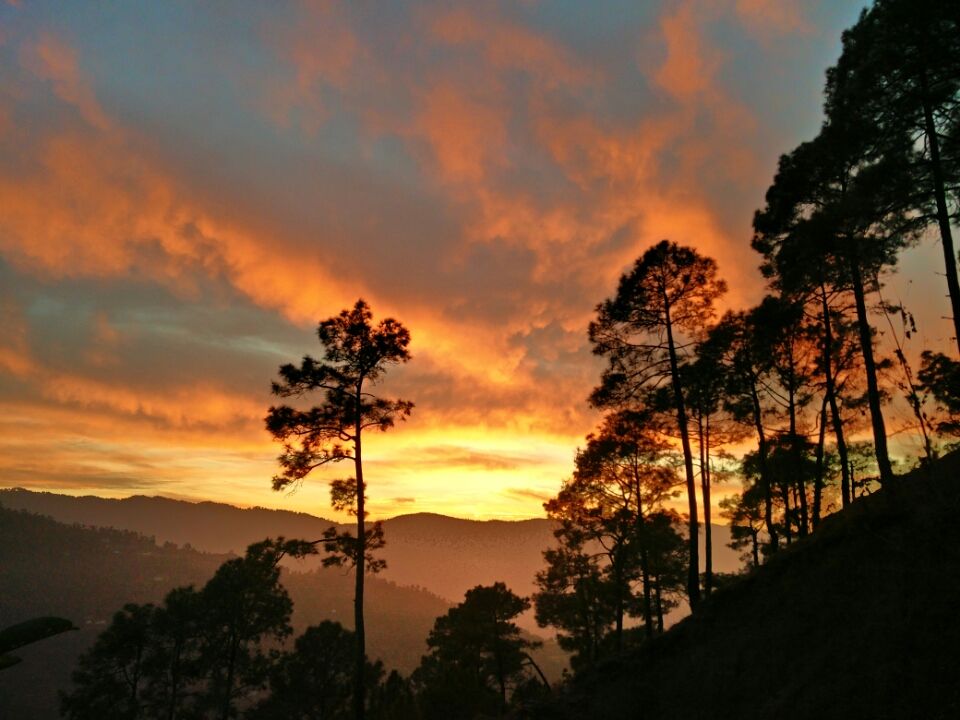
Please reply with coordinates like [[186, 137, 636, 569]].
[[61, 541, 545, 719], [61, 538, 326, 720], [529, 0, 960, 670]]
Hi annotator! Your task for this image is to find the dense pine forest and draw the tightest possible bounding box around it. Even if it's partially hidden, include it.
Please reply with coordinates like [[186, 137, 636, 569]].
[[2, 0, 960, 718]]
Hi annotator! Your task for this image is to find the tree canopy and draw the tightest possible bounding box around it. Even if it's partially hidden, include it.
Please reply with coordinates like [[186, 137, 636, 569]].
[[266, 299, 413, 720]]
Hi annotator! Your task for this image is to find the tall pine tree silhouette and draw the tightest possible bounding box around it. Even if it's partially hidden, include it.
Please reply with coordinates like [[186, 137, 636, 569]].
[[590, 241, 726, 610], [266, 299, 413, 720]]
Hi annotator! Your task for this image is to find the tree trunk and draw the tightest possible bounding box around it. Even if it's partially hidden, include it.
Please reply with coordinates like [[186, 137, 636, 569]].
[[639, 545, 654, 639], [613, 561, 624, 653], [663, 298, 700, 610], [354, 390, 367, 720], [637, 490, 654, 640], [579, 583, 599, 665], [920, 70, 960, 356], [495, 638, 507, 713], [847, 252, 895, 485], [130, 640, 144, 720], [781, 483, 792, 546], [220, 632, 238, 720], [787, 382, 808, 537], [820, 284, 851, 507], [699, 412, 713, 596], [167, 638, 183, 720], [812, 396, 828, 529], [750, 378, 778, 553], [590, 609, 600, 664], [654, 577, 664, 633], [523, 653, 551, 689]]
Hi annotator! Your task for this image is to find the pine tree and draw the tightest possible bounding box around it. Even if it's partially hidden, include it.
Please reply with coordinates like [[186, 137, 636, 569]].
[[266, 300, 413, 720], [589, 240, 726, 610]]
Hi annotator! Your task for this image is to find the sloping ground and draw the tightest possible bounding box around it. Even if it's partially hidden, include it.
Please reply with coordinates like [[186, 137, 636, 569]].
[[535, 454, 960, 720]]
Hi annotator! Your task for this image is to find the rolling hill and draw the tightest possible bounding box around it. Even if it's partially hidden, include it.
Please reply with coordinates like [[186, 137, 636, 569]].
[[0, 487, 742, 717], [0, 488, 741, 606]]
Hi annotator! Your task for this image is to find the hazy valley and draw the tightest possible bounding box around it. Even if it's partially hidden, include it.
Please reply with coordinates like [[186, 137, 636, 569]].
[[0, 489, 737, 717]]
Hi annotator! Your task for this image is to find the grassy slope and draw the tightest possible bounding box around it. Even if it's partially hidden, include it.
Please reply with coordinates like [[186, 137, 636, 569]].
[[536, 454, 960, 720]]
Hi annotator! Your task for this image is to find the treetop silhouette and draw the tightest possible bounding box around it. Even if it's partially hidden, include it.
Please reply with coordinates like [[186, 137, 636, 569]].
[[266, 298, 413, 720], [590, 239, 727, 610]]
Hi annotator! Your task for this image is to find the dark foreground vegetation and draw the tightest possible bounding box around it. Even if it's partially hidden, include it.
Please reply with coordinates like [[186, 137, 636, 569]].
[[0, 507, 450, 719], [530, 454, 960, 720], [35, 529, 551, 719]]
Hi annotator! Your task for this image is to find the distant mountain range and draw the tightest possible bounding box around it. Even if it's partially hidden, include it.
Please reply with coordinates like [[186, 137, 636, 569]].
[[0, 489, 338, 555], [0, 487, 742, 718], [0, 487, 741, 606]]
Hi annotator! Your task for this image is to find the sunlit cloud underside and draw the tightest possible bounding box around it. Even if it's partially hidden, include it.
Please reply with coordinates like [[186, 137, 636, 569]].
[[1, 0, 933, 521]]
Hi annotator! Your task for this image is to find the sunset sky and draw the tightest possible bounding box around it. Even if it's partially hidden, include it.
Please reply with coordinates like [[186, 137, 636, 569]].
[[1, 0, 948, 521]]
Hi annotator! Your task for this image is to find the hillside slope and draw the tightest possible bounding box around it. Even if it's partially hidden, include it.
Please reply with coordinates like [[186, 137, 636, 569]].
[[535, 455, 960, 720]]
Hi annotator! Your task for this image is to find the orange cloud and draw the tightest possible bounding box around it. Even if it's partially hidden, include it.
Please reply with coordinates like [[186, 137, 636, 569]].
[[263, 0, 364, 132], [417, 81, 507, 184], [42, 375, 264, 430], [735, 0, 810, 37], [430, 7, 595, 88], [4, 15, 757, 380], [654, 2, 720, 100], [410, 6, 592, 191], [0, 303, 268, 436], [0, 4, 885, 520], [20, 33, 111, 131], [3, 36, 362, 315], [0, 295, 32, 377], [0, 114, 579, 443]]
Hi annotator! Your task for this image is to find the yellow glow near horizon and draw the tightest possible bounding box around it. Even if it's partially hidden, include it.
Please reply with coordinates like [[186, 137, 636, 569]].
[[0, 403, 588, 521]]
